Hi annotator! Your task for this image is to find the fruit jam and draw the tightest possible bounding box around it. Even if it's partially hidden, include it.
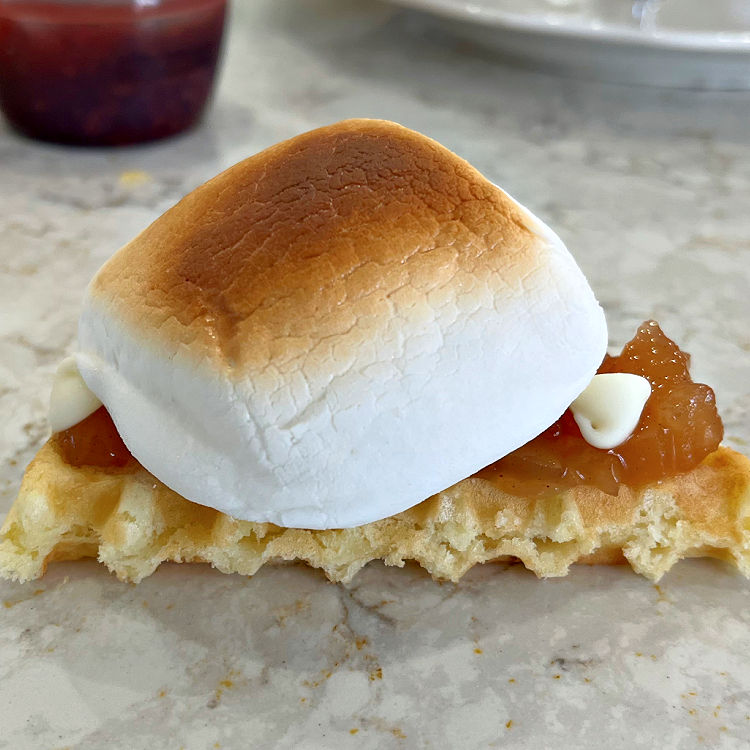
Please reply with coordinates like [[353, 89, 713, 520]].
[[55, 406, 133, 469], [479, 321, 723, 496], [55, 322, 724, 497], [0, 0, 226, 145]]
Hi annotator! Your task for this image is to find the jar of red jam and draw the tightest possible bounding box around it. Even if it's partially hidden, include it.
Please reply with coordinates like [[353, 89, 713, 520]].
[[0, 0, 227, 146]]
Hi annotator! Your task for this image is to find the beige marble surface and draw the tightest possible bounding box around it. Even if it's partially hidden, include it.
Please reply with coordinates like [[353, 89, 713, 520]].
[[1, 1, 750, 748]]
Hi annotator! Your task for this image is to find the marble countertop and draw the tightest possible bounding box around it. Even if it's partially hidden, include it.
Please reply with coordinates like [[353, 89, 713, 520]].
[[2, 1, 750, 748]]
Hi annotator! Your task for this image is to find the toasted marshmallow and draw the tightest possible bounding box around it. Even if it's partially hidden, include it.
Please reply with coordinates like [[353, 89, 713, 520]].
[[75, 119, 607, 529]]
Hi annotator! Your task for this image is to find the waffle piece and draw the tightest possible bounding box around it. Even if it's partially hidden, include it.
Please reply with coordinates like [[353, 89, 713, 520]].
[[2, 439, 749, 584]]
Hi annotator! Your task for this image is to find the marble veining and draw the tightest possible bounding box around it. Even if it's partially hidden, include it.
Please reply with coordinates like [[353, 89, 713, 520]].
[[1, 1, 750, 747]]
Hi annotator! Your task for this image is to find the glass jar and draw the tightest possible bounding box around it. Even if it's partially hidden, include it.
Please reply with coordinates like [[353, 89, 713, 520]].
[[0, 0, 228, 145]]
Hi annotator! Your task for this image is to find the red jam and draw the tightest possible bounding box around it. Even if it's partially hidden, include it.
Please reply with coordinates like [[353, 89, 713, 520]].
[[479, 321, 723, 496], [0, 0, 226, 145]]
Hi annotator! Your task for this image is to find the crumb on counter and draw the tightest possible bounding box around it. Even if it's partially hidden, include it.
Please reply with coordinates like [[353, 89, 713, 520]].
[[118, 169, 152, 187]]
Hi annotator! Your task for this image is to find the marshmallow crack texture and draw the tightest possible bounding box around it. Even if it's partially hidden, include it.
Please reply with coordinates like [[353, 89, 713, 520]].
[[77, 119, 607, 529]]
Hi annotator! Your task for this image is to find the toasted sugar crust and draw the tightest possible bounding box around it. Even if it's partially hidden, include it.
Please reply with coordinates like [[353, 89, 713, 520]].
[[89, 118, 541, 374], [2, 440, 749, 584]]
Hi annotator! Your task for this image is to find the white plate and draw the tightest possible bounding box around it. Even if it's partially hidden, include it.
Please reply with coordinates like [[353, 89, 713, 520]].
[[384, 0, 750, 89]]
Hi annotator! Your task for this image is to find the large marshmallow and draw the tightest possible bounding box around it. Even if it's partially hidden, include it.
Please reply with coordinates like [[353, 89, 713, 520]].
[[76, 119, 607, 528]]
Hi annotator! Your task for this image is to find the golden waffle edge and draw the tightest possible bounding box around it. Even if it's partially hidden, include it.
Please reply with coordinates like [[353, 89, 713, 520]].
[[2, 439, 750, 584]]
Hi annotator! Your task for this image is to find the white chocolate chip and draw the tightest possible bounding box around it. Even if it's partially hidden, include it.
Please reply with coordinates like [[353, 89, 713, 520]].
[[48, 356, 102, 433], [570, 373, 651, 450]]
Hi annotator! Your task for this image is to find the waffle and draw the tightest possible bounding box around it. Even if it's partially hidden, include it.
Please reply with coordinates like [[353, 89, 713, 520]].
[[2, 438, 749, 584]]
